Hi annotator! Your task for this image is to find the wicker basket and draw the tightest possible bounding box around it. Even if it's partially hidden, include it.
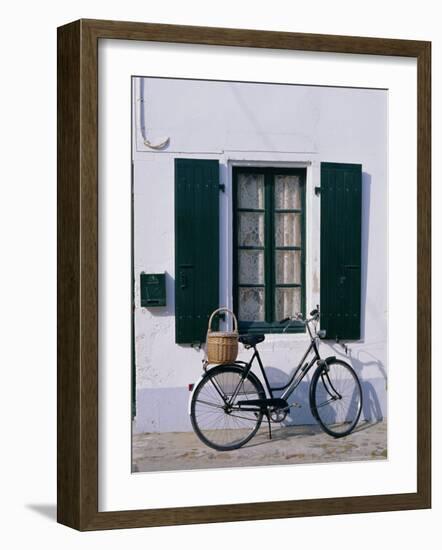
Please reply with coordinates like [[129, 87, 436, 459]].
[[206, 308, 239, 364]]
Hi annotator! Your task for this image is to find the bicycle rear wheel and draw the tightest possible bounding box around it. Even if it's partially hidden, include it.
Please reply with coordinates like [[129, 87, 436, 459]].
[[190, 365, 265, 451], [310, 359, 363, 438]]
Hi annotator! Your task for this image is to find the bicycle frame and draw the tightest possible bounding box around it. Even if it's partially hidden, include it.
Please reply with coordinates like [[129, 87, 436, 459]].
[[190, 311, 364, 450], [233, 319, 322, 404]]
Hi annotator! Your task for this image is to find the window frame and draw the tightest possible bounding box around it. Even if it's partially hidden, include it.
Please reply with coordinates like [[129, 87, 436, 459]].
[[232, 166, 307, 334]]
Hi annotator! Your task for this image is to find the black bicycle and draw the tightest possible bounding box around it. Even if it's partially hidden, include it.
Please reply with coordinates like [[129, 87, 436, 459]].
[[190, 308, 363, 451]]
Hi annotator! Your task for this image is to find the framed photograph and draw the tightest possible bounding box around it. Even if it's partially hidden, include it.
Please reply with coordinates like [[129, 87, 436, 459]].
[[57, 19, 431, 530]]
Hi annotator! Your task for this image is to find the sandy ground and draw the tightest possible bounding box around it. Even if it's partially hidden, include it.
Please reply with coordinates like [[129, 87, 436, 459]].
[[132, 420, 387, 473]]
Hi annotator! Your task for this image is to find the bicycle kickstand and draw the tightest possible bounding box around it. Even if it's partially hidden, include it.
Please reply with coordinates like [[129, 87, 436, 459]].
[[265, 410, 272, 440]]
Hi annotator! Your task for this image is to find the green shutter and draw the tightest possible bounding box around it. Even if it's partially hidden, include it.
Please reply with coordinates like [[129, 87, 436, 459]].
[[320, 162, 362, 340], [175, 159, 219, 343]]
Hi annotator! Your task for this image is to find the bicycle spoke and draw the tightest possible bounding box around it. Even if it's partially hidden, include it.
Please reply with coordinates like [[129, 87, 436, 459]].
[[191, 367, 264, 450], [195, 399, 225, 410], [226, 413, 262, 423], [313, 361, 362, 437], [315, 397, 338, 408], [209, 376, 228, 402]]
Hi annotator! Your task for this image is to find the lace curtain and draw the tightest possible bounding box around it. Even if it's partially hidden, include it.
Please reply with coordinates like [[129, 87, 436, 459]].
[[238, 173, 302, 322], [238, 174, 265, 321]]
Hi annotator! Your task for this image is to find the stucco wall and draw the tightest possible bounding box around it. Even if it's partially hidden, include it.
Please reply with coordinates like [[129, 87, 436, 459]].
[[132, 76, 388, 433]]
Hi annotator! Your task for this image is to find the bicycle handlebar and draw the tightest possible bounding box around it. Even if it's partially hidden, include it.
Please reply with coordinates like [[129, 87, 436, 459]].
[[279, 308, 320, 326]]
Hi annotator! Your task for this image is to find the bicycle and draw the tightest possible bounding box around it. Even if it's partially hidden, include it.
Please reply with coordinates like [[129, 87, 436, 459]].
[[189, 307, 363, 451]]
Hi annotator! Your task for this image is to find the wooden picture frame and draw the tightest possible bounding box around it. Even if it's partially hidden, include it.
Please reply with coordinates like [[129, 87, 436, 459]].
[[57, 18, 431, 531]]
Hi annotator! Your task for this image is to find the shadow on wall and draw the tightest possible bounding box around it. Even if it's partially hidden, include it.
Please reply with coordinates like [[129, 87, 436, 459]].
[[328, 342, 386, 422], [254, 366, 315, 426], [351, 349, 387, 422], [264, 351, 385, 426], [360, 172, 371, 342]]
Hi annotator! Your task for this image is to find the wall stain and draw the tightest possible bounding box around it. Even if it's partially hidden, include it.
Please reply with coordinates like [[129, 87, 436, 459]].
[[312, 270, 319, 293]]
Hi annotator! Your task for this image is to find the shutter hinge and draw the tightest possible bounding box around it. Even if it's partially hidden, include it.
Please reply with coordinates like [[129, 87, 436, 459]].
[[314, 186, 321, 196], [219, 183, 226, 193]]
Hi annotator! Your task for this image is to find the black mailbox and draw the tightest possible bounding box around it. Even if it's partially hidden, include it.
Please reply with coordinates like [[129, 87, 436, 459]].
[[140, 273, 166, 307]]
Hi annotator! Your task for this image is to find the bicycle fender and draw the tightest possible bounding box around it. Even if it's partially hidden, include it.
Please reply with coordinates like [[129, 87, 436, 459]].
[[309, 356, 337, 419], [317, 356, 336, 368], [188, 372, 206, 416], [309, 368, 320, 420], [309, 357, 353, 419]]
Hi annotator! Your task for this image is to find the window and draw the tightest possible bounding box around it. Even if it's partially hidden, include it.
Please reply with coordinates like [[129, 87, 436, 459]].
[[173, 161, 361, 344], [233, 167, 306, 334]]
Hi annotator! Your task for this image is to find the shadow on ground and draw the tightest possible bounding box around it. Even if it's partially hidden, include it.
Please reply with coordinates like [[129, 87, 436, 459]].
[[133, 420, 387, 473]]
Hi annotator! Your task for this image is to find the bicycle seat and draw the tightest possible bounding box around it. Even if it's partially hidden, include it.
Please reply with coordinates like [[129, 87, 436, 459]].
[[238, 334, 265, 347]]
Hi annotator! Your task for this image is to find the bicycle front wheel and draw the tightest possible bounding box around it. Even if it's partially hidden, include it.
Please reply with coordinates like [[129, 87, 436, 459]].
[[190, 365, 265, 451], [310, 359, 363, 438]]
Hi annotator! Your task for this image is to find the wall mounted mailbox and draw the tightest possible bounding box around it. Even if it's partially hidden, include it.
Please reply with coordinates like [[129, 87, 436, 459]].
[[140, 273, 166, 307]]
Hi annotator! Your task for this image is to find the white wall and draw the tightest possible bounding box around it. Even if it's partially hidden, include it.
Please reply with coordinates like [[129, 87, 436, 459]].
[[133, 76, 388, 432], [5, 1, 441, 548]]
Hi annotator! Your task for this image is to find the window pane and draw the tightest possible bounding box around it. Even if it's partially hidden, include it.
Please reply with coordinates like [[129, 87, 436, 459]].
[[275, 175, 301, 209], [238, 212, 264, 246], [275, 250, 301, 284], [239, 250, 264, 284], [238, 173, 265, 209], [239, 287, 265, 321], [275, 288, 301, 320], [275, 213, 302, 247]]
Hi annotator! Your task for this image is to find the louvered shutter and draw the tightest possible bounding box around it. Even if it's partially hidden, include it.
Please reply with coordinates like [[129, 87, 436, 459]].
[[320, 162, 362, 340], [175, 159, 220, 343]]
